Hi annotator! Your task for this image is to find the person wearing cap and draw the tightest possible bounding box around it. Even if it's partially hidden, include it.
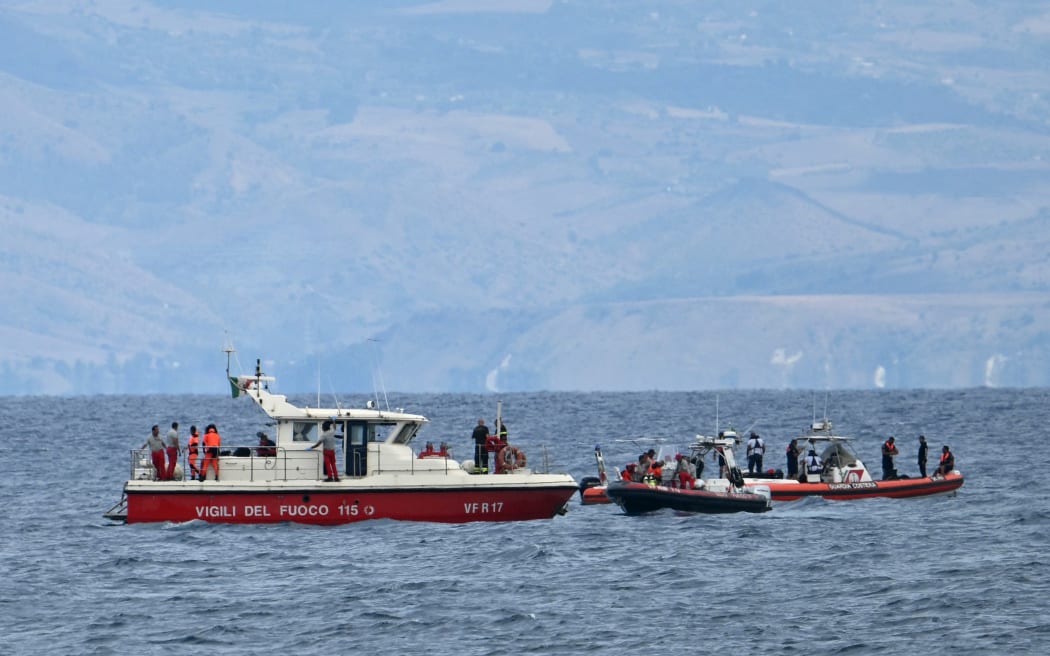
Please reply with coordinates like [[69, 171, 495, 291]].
[[881, 436, 899, 480], [255, 431, 276, 458]]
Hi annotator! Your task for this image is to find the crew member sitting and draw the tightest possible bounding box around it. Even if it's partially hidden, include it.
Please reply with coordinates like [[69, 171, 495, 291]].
[[418, 441, 438, 458], [621, 463, 636, 482], [255, 431, 277, 457], [934, 445, 955, 477], [649, 459, 665, 486]]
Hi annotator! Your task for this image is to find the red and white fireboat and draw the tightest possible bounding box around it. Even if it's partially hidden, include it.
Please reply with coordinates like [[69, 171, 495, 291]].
[[104, 359, 578, 525]]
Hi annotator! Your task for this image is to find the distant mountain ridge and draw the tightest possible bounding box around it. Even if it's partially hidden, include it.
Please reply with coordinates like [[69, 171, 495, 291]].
[[1, 1, 1049, 394]]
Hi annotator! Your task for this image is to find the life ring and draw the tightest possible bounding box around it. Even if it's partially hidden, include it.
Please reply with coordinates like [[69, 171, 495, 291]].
[[499, 446, 527, 471], [729, 467, 745, 488]]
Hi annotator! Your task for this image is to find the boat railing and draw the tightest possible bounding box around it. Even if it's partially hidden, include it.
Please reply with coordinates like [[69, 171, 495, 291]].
[[202, 446, 320, 482], [127, 446, 320, 482], [126, 441, 563, 481]]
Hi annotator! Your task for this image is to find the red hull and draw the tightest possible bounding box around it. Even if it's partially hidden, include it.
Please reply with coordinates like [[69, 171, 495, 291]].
[[126, 485, 577, 524], [758, 473, 964, 501], [580, 486, 611, 505]]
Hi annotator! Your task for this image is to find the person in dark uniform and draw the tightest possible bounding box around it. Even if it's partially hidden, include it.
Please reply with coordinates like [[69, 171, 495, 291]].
[[746, 432, 765, 474], [917, 435, 928, 478], [786, 439, 799, 479], [471, 419, 489, 473]]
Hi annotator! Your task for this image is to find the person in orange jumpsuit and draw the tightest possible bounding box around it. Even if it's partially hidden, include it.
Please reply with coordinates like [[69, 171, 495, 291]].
[[199, 424, 221, 482], [187, 425, 201, 480]]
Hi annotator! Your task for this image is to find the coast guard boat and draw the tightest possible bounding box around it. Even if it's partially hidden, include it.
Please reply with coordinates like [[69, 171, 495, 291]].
[[743, 420, 964, 501], [103, 358, 578, 525]]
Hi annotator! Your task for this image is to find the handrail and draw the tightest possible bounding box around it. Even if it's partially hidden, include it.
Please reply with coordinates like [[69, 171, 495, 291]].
[[124, 442, 565, 482]]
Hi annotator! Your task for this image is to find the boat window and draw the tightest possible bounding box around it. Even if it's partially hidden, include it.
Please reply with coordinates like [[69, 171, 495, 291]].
[[347, 423, 367, 446], [292, 422, 316, 442], [369, 422, 398, 442], [389, 423, 421, 445]]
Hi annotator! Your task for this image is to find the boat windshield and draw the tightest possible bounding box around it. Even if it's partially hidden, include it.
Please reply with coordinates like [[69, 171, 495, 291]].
[[818, 441, 860, 468]]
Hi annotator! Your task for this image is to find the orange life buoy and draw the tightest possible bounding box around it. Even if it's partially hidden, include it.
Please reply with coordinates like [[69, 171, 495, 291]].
[[499, 446, 527, 472]]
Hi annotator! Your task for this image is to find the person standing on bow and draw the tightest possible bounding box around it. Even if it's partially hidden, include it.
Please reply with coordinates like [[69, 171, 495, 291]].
[[746, 432, 765, 474], [881, 436, 899, 480], [471, 419, 489, 473], [187, 425, 201, 481], [199, 424, 221, 482], [917, 435, 928, 478], [142, 425, 166, 481], [164, 422, 181, 481], [310, 420, 341, 482]]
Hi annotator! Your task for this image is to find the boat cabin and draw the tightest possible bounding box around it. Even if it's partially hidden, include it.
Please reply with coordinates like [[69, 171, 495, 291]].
[[799, 436, 873, 484]]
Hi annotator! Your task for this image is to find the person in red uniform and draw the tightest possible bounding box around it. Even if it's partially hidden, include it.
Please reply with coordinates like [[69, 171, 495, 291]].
[[187, 426, 201, 480], [164, 422, 180, 481], [310, 420, 340, 482], [142, 425, 165, 480], [199, 424, 221, 482], [255, 431, 277, 457]]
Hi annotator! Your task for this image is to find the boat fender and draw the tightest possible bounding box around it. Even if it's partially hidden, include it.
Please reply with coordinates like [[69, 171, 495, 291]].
[[729, 467, 745, 488]]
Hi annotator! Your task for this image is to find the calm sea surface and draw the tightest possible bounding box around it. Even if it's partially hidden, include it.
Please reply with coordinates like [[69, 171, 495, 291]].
[[2, 388, 1049, 655]]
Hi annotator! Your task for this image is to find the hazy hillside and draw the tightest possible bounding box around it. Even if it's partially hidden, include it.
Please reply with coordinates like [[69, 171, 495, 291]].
[[1, 1, 1049, 394]]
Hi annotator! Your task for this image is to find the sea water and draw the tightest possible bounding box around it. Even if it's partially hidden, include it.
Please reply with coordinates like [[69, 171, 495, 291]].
[[2, 388, 1048, 655]]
